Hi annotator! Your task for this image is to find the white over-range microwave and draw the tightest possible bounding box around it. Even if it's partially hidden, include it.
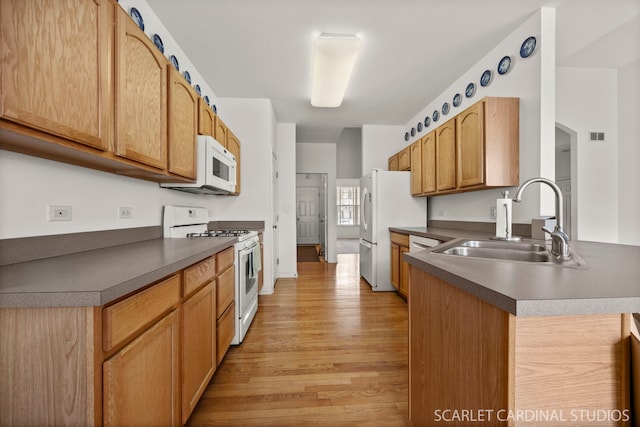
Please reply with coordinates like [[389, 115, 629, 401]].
[[161, 135, 236, 195]]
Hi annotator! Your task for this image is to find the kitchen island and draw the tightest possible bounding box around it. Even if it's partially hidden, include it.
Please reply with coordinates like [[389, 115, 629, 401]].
[[398, 226, 640, 426]]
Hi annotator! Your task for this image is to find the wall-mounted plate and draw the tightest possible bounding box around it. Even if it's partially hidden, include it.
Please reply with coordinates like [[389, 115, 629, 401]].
[[411, 127, 416, 137], [417, 122, 423, 132], [453, 93, 462, 107], [442, 102, 450, 115], [194, 84, 201, 95], [432, 110, 440, 122], [183, 70, 191, 84], [152, 34, 164, 53], [129, 7, 144, 31], [405, 132, 410, 141], [498, 55, 511, 75], [480, 69, 492, 87], [169, 55, 179, 71], [520, 36, 537, 58], [465, 82, 475, 98], [424, 116, 431, 128]]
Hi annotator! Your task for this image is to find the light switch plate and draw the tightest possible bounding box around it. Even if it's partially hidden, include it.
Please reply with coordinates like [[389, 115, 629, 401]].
[[48, 205, 72, 221]]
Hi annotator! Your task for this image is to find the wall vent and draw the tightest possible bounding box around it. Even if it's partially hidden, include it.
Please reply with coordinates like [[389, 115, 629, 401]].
[[589, 132, 605, 141]]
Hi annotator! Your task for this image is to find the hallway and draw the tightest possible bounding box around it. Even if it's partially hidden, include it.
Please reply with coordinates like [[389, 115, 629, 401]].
[[187, 254, 410, 426]]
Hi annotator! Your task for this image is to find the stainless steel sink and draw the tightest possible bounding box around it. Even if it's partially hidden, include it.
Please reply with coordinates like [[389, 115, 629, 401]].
[[432, 239, 587, 269]]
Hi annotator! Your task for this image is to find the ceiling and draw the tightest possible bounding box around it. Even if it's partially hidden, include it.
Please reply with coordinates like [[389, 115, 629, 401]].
[[146, 0, 640, 143]]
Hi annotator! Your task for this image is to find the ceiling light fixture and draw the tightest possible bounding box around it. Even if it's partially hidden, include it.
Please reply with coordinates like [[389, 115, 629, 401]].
[[310, 33, 361, 108]]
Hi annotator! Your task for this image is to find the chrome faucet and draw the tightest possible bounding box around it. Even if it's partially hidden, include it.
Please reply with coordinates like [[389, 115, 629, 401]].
[[513, 177, 571, 260]]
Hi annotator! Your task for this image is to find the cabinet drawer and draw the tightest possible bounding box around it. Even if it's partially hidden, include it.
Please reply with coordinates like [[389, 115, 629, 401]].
[[216, 301, 235, 365], [216, 247, 234, 273], [183, 256, 216, 298], [103, 274, 180, 352], [390, 232, 409, 247], [216, 266, 235, 316]]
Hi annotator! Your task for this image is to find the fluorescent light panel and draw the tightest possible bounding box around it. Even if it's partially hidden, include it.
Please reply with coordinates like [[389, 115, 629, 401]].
[[311, 33, 361, 108]]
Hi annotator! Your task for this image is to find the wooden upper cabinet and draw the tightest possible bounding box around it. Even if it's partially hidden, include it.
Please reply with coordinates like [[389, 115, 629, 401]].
[[215, 116, 229, 147], [410, 141, 422, 195], [227, 130, 241, 195], [398, 146, 411, 171], [388, 154, 399, 171], [457, 101, 485, 188], [483, 97, 520, 188], [114, 7, 167, 170], [0, 0, 110, 151], [198, 98, 215, 137], [436, 119, 456, 192], [421, 131, 436, 194], [168, 67, 197, 179]]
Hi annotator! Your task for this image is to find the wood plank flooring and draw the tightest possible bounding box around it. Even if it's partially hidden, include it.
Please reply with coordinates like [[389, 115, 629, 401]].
[[187, 254, 410, 426]]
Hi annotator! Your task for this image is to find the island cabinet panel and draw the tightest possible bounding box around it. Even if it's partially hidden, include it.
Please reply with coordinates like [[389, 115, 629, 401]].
[[114, 7, 167, 170], [408, 267, 511, 426], [103, 309, 180, 427], [167, 67, 198, 179], [0, 306, 99, 426], [181, 282, 216, 423], [409, 267, 632, 427], [435, 118, 457, 192], [0, 0, 110, 151]]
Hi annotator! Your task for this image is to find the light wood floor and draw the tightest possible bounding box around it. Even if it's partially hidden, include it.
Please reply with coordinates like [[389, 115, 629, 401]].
[[187, 254, 410, 426]]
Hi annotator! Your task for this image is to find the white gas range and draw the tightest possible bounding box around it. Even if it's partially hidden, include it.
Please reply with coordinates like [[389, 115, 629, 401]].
[[163, 205, 260, 345]]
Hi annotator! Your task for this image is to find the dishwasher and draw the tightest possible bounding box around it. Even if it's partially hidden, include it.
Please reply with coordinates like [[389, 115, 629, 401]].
[[409, 235, 441, 253]]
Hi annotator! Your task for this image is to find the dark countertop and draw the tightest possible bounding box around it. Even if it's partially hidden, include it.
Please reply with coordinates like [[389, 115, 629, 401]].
[[392, 226, 640, 316], [0, 237, 236, 308]]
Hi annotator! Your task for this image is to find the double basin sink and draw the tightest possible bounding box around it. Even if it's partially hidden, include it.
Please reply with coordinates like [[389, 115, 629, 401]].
[[432, 239, 587, 269]]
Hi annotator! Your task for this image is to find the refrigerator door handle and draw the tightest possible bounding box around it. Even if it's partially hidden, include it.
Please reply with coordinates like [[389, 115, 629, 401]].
[[359, 238, 373, 249], [361, 188, 369, 232]]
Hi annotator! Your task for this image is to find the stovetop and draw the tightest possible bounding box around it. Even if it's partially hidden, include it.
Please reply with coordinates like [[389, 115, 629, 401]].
[[187, 230, 257, 240]]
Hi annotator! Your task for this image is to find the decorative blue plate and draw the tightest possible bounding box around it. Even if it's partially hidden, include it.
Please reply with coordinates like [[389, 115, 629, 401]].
[[194, 84, 201, 96], [417, 122, 423, 133], [432, 110, 440, 122], [183, 70, 191, 84], [212, 104, 217, 114], [129, 8, 144, 31], [480, 69, 492, 87], [498, 55, 511, 75], [204, 95, 210, 105], [404, 132, 410, 141], [152, 34, 164, 53], [169, 55, 179, 71], [453, 93, 462, 107], [424, 116, 431, 128], [410, 127, 416, 137], [520, 36, 536, 58], [465, 82, 475, 98], [442, 102, 450, 115]]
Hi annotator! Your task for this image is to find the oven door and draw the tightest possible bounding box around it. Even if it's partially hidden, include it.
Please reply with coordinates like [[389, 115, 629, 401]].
[[237, 242, 260, 318]]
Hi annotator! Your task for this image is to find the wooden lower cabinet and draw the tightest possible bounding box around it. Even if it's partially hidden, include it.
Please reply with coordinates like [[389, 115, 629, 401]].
[[181, 282, 216, 423], [217, 301, 236, 365], [409, 267, 632, 427], [103, 309, 180, 427], [390, 232, 410, 299]]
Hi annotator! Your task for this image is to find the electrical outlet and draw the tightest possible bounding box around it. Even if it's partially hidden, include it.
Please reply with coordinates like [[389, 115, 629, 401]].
[[490, 206, 497, 219], [48, 205, 72, 221], [438, 209, 446, 217], [118, 206, 133, 219]]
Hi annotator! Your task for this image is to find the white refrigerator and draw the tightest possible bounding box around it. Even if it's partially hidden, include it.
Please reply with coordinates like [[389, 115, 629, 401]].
[[359, 170, 427, 291]]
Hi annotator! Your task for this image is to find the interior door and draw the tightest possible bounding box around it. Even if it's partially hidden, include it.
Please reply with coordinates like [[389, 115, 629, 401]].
[[296, 187, 320, 244]]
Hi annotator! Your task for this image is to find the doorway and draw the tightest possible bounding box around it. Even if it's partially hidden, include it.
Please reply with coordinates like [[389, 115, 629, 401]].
[[296, 173, 328, 260], [555, 124, 577, 239]]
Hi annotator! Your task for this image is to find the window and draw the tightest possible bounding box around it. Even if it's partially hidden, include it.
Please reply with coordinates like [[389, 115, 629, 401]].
[[337, 186, 360, 226]]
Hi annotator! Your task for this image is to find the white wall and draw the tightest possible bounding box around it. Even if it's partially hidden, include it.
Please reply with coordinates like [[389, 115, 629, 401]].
[[336, 128, 362, 179], [296, 143, 337, 263], [617, 60, 640, 246], [556, 67, 619, 244], [363, 10, 555, 226], [361, 124, 404, 174], [211, 98, 277, 293], [275, 123, 298, 278], [336, 178, 361, 239]]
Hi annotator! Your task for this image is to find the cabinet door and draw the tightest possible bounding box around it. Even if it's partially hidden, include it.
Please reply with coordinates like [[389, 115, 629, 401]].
[[436, 119, 456, 191], [398, 146, 411, 171], [182, 283, 216, 423], [103, 310, 179, 427], [421, 131, 436, 194], [410, 141, 422, 195], [217, 301, 235, 365], [0, 0, 110, 150], [198, 98, 215, 137], [391, 243, 400, 290], [227, 131, 241, 194], [457, 101, 484, 188], [215, 117, 228, 147], [168, 67, 197, 179], [388, 154, 399, 171], [115, 8, 167, 169], [400, 246, 410, 298]]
